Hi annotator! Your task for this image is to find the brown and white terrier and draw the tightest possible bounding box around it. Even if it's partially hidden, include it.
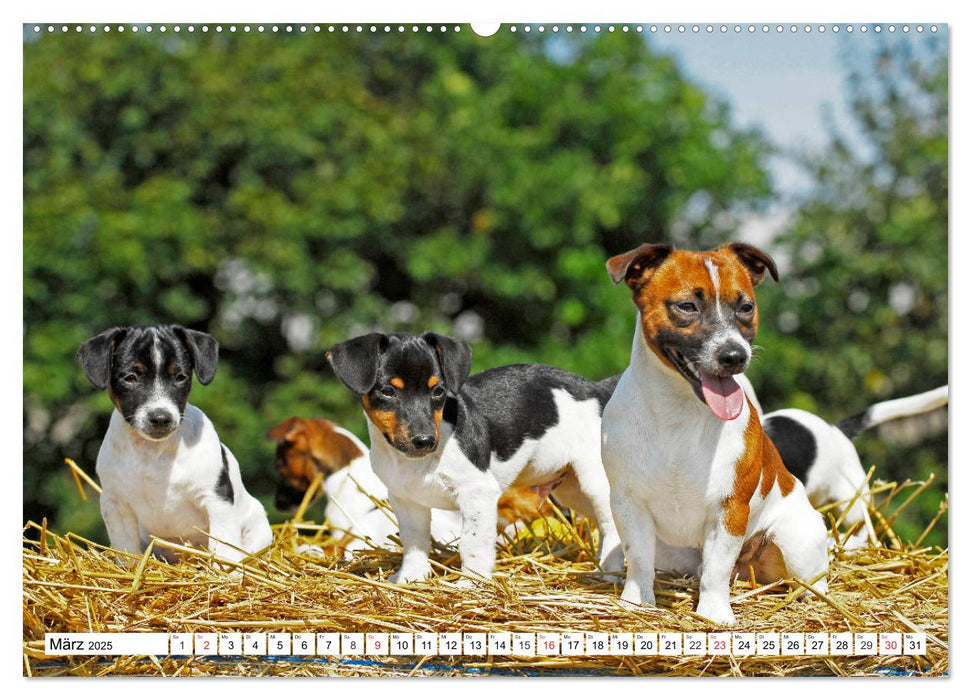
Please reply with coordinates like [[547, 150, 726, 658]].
[[599, 242, 829, 626]]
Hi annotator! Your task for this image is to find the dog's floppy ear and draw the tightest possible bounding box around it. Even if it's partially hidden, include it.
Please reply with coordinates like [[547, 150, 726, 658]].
[[606, 243, 674, 289], [266, 417, 300, 442], [422, 332, 472, 393], [77, 327, 128, 390], [326, 333, 387, 395], [176, 327, 219, 385], [725, 242, 779, 286]]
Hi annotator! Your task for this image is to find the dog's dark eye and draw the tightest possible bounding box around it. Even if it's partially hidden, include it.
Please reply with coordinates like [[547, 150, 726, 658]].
[[122, 373, 138, 384], [738, 302, 755, 314], [675, 301, 699, 314], [174, 372, 189, 384], [378, 386, 397, 399], [431, 385, 446, 399]]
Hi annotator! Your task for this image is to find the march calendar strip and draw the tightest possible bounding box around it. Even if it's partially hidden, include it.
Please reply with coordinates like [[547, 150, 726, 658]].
[[44, 631, 929, 658]]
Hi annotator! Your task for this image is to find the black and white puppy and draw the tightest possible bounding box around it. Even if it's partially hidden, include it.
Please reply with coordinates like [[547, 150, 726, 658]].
[[764, 385, 948, 549], [78, 325, 273, 565], [326, 332, 625, 585]]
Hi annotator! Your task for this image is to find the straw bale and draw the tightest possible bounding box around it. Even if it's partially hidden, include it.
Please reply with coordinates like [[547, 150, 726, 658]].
[[23, 472, 948, 677]]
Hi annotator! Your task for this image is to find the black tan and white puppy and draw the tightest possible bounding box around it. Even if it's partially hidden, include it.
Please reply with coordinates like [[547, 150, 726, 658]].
[[601, 243, 829, 625], [764, 385, 948, 549], [78, 325, 273, 565], [267, 416, 554, 558], [267, 415, 463, 557], [326, 332, 624, 585]]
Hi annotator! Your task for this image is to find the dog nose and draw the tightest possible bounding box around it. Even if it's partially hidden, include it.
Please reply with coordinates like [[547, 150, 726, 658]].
[[716, 345, 748, 372], [147, 409, 175, 430], [411, 434, 436, 451]]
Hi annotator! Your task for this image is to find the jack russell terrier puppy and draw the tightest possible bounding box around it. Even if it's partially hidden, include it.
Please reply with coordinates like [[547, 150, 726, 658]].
[[78, 325, 273, 565], [326, 332, 625, 585], [601, 243, 829, 625], [267, 417, 554, 558], [268, 415, 460, 556], [763, 385, 948, 549]]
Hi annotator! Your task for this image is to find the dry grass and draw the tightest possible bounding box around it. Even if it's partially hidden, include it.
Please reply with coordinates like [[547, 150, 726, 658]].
[[23, 468, 948, 677]]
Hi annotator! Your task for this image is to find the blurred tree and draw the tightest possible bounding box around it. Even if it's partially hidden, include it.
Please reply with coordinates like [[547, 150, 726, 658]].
[[24, 29, 772, 535], [751, 36, 948, 544]]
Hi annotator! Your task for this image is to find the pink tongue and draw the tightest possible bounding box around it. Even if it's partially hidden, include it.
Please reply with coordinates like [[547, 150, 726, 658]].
[[700, 372, 745, 421]]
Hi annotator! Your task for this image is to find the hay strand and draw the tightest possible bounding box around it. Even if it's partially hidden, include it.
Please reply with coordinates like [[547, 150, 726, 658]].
[[65, 458, 102, 499]]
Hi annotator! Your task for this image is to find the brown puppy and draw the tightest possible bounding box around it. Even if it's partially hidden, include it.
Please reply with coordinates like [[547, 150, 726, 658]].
[[267, 417, 366, 512]]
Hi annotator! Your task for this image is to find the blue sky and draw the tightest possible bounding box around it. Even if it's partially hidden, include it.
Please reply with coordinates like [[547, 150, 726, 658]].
[[648, 29, 857, 195], [642, 26, 946, 247], [647, 26, 946, 195]]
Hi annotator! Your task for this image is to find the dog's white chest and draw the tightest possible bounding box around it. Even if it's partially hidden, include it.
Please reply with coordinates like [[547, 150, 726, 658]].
[[603, 367, 746, 547], [367, 430, 462, 511], [96, 410, 213, 543], [367, 416, 515, 513], [640, 435, 735, 545]]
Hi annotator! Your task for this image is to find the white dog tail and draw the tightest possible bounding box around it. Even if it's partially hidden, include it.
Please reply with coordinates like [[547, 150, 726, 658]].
[[836, 385, 948, 439]]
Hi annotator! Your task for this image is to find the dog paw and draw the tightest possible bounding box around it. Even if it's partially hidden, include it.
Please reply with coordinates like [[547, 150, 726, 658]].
[[841, 532, 870, 551], [389, 565, 433, 585], [296, 544, 326, 559], [695, 599, 736, 627], [616, 597, 647, 613], [620, 583, 655, 607], [598, 551, 626, 577]]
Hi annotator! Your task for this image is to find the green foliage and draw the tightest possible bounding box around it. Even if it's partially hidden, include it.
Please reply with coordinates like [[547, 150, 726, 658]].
[[23, 30, 945, 549], [24, 30, 771, 537], [750, 37, 948, 544]]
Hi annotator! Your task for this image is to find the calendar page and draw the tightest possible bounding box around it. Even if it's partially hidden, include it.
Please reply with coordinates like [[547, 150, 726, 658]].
[[21, 9, 949, 679]]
